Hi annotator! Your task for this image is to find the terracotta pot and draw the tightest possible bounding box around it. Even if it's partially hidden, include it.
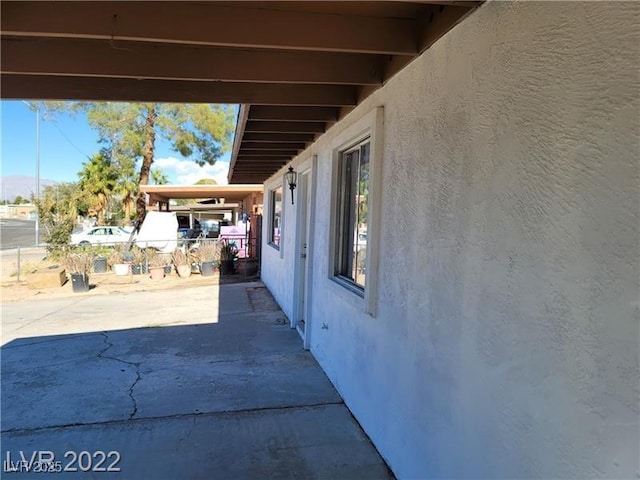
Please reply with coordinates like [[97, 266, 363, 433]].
[[149, 266, 165, 280]]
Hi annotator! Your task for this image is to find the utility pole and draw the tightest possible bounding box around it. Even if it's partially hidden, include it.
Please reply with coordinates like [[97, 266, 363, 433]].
[[22, 101, 40, 246]]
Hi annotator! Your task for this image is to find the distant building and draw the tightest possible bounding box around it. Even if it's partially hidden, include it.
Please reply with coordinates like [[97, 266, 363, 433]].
[[0, 203, 36, 220]]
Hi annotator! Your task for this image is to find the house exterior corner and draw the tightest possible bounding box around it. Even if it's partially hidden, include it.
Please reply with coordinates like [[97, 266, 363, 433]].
[[260, 2, 639, 478]]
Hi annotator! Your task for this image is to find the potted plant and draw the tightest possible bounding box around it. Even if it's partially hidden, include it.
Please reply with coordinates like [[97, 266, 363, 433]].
[[219, 239, 238, 275], [193, 242, 220, 277], [130, 246, 148, 275], [147, 250, 166, 280], [90, 245, 110, 273], [62, 252, 92, 293], [108, 245, 130, 276], [172, 248, 191, 278]]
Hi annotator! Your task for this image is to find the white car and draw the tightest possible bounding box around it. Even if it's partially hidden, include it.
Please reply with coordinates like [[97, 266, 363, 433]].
[[71, 226, 134, 246]]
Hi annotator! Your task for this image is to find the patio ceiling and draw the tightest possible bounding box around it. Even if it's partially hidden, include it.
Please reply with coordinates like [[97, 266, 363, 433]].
[[140, 184, 263, 204], [1, 1, 481, 183]]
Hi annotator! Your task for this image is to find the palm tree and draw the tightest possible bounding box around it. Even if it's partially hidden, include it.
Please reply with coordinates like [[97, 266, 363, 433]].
[[78, 151, 117, 225], [151, 168, 169, 185], [111, 156, 138, 222]]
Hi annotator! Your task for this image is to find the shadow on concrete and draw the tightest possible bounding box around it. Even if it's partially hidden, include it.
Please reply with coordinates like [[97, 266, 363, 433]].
[[1, 282, 393, 479]]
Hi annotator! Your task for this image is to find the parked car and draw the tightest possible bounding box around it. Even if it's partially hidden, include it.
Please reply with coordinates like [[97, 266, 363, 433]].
[[70, 226, 134, 246], [356, 231, 367, 251]]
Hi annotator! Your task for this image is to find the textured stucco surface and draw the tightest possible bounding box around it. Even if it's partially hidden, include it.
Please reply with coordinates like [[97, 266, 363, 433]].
[[261, 178, 298, 322], [261, 2, 640, 478]]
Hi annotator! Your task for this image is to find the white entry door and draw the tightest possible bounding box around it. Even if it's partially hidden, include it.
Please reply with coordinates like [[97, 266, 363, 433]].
[[294, 169, 312, 349]]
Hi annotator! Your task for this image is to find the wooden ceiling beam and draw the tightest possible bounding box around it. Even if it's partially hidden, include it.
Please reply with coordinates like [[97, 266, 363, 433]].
[[0, 74, 358, 105], [230, 178, 268, 184], [1, 1, 420, 55], [242, 133, 316, 143], [240, 142, 307, 150], [248, 106, 340, 122], [239, 149, 299, 156], [236, 155, 291, 161], [233, 163, 285, 167], [2, 37, 384, 85], [229, 169, 277, 172], [244, 121, 326, 134]]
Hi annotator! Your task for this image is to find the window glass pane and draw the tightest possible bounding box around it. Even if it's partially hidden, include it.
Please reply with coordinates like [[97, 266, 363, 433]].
[[270, 187, 282, 248], [353, 143, 369, 287], [335, 140, 369, 289]]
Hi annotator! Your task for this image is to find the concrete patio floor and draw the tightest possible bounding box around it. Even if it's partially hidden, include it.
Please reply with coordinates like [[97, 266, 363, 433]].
[[1, 281, 393, 479]]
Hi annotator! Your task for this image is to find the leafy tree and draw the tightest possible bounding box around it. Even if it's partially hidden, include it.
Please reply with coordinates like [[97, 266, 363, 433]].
[[34, 182, 87, 252], [53, 102, 235, 226], [13, 195, 27, 204], [194, 178, 218, 185], [173, 177, 219, 205], [78, 150, 118, 225]]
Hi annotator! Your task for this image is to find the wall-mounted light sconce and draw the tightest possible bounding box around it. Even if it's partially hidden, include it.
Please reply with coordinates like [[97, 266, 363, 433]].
[[284, 166, 297, 205]]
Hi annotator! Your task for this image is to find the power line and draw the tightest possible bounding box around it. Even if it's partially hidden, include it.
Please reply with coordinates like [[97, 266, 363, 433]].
[[46, 118, 91, 159]]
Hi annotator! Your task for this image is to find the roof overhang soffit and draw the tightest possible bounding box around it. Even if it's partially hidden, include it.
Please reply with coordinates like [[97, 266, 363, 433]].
[[1, 1, 483, 183]]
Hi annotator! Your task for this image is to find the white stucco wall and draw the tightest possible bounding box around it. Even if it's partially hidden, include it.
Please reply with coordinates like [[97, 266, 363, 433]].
[[260, 177, 297, 321], [260, 2, 639, 478]]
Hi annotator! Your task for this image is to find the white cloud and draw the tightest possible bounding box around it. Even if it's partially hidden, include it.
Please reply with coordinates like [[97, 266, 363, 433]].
[[153, 156, 229, 185]]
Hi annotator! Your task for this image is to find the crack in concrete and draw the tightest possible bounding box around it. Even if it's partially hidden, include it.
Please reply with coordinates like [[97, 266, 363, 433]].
[[97, 332, 142, 421], [1, 401, 346, 435]]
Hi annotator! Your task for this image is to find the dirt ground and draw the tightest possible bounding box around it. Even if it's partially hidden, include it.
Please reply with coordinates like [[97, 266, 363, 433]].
[[0, 249, 253, 303]]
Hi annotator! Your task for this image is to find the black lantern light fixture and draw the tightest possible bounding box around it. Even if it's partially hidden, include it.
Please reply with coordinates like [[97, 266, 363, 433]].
[[284, 166, 297, 205]]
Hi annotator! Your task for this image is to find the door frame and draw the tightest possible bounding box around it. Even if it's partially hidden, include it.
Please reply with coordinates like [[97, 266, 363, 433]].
[[292, 155, 317, 350]]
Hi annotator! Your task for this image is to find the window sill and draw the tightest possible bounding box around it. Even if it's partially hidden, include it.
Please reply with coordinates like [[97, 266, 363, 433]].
[[330, 275, 365, 299]]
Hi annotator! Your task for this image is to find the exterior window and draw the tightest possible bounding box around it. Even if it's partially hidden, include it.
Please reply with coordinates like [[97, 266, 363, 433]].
[[269, 186, 282, 248], [334, 140, 370, 289]]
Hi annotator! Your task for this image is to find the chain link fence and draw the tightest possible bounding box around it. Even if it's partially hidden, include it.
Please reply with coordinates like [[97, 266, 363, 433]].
[[1, 237, 261, 284]]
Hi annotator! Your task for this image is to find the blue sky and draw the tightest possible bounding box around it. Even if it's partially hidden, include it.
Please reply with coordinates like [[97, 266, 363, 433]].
[[1, 100, 235, 185]]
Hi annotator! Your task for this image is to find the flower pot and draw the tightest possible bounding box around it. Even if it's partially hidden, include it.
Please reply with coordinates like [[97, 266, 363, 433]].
[[163, 265, 173, 275], [176, 264, 191, 278], [220, 260, 235, 275], [131, 264, 148, 275], [201, 261, 215, 277], [93, 256, 108, 273], [149, 266, 165, 280], [71, 273, 89, 293], [113, 263, 130, 276]]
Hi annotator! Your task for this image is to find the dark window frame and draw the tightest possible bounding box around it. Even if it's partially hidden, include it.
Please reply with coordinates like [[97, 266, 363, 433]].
[[268, 186, 283, 250], [333, 138, 370, 292]]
